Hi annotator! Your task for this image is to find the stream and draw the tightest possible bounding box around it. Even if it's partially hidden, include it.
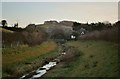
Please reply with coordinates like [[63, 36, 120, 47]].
[[19, 44, 67, 79], [19, 52, 66, 79], [19, 61, 57, 79]]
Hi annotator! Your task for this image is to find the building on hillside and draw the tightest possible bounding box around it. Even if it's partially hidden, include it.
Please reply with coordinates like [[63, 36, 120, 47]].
[[70, 31, 78, 40], [78, 27, 87, 35], [70, 27, 88, 40]]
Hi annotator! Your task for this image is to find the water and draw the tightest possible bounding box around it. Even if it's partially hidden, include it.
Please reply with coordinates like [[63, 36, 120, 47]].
[[19, 49, 66, 79], [19, 62, 57, 79]]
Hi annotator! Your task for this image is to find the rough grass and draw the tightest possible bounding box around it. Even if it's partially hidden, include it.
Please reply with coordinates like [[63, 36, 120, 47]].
[[2, 41, 58, 77], [3, 41, 56, 65], [0, 28, 14, 33], [44, 40, 119, 77]]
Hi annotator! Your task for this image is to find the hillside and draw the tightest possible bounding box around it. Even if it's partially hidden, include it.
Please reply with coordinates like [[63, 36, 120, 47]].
[[25, 20, 73, 32]]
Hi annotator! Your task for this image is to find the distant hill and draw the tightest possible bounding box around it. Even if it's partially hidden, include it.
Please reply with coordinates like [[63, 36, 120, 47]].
[[43, 20, 74, 27], [25, 20, 74, 34], [26, 20, 74, 28], [59, 21, 74, 26]]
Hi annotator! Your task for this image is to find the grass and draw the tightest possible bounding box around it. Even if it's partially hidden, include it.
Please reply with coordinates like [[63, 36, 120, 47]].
[[44, 40, 119, 77], [0, 28, 14, 33], [3, 41, 57, 65], [2, 40, 119, 77], [2, 41, 58, 77]]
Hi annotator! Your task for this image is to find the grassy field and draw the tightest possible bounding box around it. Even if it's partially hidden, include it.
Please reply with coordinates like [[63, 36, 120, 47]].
[[2, 41, 58, 77], [44, 40, 119, 77], [0, 28, 14, 33]]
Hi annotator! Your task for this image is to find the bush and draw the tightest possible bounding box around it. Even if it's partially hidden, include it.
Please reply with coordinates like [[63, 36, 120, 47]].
[[2, 32, 24, 48], [22, 31, 47, 46], [80, 27, 118, 42], [2, 27, 47, 47], [50, 28, 66, 39], [59, 46, 81, 62]]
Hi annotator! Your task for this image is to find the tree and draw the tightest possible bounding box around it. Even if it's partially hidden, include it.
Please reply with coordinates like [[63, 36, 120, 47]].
[[51, 28, 66, 39], [115, 21, 120, 27], [1, 20, 7, 27], [14, 22, 18, 28], [72, 22, 81, 31]]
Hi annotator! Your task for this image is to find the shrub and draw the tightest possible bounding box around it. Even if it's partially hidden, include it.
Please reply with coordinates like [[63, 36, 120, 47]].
[[2, 32, 24, 48], [50, 28, 66, 39], [22, 30, 47, 46], [80, 27, 118, 42], [59, 46, 81, 62]]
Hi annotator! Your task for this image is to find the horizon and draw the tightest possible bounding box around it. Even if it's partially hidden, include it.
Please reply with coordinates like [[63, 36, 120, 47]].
[[1, 2, 118, 28], [0, 20, 118, 29]]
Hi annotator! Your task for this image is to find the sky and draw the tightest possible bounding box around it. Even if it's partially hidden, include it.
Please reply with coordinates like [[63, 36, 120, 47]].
[[1, 1, 119, 28], [1, 0, 119, 2]]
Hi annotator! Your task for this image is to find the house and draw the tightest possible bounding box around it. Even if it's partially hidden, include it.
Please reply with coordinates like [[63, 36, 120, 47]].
[[78, 28, 86, 35]]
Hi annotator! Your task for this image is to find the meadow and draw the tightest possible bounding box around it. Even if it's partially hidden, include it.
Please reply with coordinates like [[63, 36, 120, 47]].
[[43, 40, 119, 77], [2, 40, 58, 77]]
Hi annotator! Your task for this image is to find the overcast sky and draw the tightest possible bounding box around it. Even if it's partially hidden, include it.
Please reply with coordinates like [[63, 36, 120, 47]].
[[1, 1, 119, 28]]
